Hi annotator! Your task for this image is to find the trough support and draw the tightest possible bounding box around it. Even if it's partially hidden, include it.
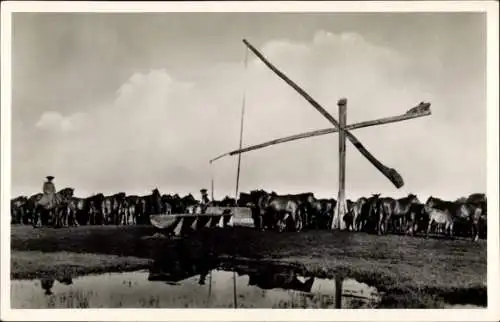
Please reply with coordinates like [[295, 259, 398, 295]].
[[333, 98, 348, 230]]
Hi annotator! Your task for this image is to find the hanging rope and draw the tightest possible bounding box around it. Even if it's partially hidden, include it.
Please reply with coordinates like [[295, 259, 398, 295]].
[[210, 161, 215, 202], [231, 45, 250, 310], [234, 47, 249, 205], [206, 161, 215, 308]]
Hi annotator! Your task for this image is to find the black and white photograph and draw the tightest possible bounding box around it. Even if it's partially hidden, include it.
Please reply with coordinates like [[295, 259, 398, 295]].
[[1, 1, 499, 321]]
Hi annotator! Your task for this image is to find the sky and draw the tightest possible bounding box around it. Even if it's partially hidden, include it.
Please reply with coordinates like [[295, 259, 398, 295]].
[[11, 12, 487, 200]]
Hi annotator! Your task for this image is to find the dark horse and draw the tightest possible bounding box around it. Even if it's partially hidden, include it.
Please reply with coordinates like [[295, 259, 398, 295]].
[[102, 192, 127, 225], [11, 196, 28, 224], [264, 194, 304, 232], [136, 188, 162, 224]]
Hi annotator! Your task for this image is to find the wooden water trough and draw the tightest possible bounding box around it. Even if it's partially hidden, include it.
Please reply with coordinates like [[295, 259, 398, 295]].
[[149, 206, 253, 237]]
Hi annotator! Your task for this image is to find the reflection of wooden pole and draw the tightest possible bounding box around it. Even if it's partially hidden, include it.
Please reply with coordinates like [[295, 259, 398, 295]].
[[335, 275, 343, 309]]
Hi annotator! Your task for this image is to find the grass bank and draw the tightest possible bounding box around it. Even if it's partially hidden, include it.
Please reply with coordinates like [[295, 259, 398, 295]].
[[11, 251, 152, 280], [11, 225, 487, 308]]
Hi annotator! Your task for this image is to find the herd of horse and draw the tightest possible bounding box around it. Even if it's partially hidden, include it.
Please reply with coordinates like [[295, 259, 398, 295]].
[[238, 190, 487, 241], [10, 188, 486, 241]]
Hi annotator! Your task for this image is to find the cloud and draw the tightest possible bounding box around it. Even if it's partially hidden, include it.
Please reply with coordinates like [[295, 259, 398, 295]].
[[15, 30, 485, 200], [36, 111, 88, 132]]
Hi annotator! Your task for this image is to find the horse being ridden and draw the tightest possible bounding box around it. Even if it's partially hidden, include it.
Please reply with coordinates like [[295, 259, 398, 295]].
[[35, 176, 58, 226], [34, 177, 75, 228], [34, 176, 62, 227]]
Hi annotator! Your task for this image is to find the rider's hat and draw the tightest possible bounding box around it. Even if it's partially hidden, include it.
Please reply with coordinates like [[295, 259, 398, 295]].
[[46, 176, 54, 180], [200, 188, 208, 194]]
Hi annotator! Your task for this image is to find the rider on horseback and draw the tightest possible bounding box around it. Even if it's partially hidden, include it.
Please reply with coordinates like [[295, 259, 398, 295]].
[[38, 176, 57, 210], [200, 189, 211, 214]]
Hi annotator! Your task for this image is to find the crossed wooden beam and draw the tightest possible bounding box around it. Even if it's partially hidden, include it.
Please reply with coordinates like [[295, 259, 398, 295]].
[[210, 39, 432, 190]]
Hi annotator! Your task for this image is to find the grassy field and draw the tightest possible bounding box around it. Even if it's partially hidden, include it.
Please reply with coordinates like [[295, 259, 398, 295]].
[[10, 225, 487, 308]]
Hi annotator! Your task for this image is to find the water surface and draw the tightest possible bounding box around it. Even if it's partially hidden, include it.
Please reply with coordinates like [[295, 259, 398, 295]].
[[11, 269, 381, 308]]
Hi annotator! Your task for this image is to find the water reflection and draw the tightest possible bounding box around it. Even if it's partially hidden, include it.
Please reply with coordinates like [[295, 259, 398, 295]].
[[12, 239, 382, 308], [13, 269, 383, 309], [40, 276, 73, 295], [12, 257, 382, 309]]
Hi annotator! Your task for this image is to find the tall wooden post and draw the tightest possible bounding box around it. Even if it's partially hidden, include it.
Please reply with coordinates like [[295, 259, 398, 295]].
[[332, 98, 347, 230]]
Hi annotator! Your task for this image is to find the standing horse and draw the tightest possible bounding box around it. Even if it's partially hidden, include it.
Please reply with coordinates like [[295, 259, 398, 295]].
[[86, 193, 105, 225], [309, 198, 336, 230], [123, 196, 139, 225], [71, 197, 88, 225], [343, 199, 355, 231], [357, 194, 381, 233], [11, 196, 28, 224], [426, 196, 481, 241], [27, 193, 43, 227], [405, 203, 428, 236], [381, 194, 421, 234], [352, 197, 367, 232], [425, 206, 454, 238], [455, 202, 483, 242], [101, 192, 126, 225], [265, 194, 303, 232], [52, 188, 76, 227], [147, 188, 163, 215]]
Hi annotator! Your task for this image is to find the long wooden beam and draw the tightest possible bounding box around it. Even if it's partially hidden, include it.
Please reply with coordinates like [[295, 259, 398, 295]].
[[239, 39, 421, 188], [209, 106, 431, 162]]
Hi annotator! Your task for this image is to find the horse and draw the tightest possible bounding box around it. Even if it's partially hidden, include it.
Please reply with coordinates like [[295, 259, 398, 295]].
[[455, 201, 483, 242], [426, 196, 482, 241], [160, 194, 174, 214], [309, 198, 336, 230], [101, 196, 113, 224], [405, 203, 427, 236], [425, 206, 454, 239], [381, 194, 421, 234], [351, 197, 367, 231], [27, 193, 43, 227], [70, 197, 89, 225], [86, 193, 105, 225], [343, 199, 355, 231], [179, 193, 197, 214], [102, 192, 126, 225], [122, 196, 138, 225], [356, 194, 381, 233], [11, 196, 28, 224], [33, 188, 75, 228], [265, 194, 304, 232], [52, 188, 76, 227], [146, 188, 162, 215]]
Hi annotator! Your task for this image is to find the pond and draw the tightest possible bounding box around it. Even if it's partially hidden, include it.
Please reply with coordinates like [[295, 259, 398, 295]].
[[11, 268, 381, 309]]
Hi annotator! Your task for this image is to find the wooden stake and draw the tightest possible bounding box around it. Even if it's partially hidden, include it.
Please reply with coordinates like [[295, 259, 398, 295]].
[[339, 99, 347, 230], [332, 99, 347, 230]]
